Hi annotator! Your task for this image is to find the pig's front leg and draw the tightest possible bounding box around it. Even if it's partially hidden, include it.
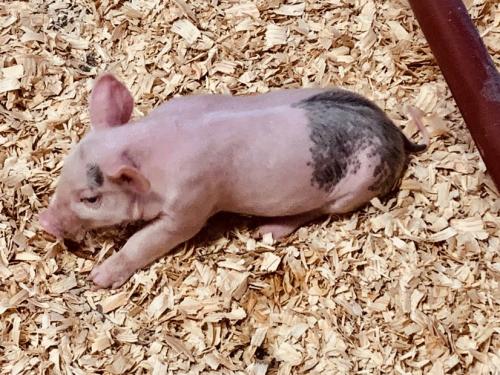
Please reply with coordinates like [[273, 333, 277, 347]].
[[89, 214, 206, 289]]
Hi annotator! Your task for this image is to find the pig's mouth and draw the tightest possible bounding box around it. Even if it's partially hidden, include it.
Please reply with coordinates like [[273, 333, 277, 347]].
[[39, 211, 85, 241], [41, 226, 85, 244], [61, 238, 97, 260], [57, 228, 85, 242]]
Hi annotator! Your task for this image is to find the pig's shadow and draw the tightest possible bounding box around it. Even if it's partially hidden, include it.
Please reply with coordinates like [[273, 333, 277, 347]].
[[69, 190, 396, 262], [75, 213, 257, 259], [187, 212, 256, 246]]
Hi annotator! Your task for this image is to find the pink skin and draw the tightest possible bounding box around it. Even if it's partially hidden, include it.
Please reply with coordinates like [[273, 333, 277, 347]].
[[40, 74, 389, 289]]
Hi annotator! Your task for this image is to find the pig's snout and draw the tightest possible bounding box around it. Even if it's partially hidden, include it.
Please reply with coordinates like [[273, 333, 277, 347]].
[[39, 208, 79, 240], [40, 208, 85, 241], [39, 210, 63, 238]]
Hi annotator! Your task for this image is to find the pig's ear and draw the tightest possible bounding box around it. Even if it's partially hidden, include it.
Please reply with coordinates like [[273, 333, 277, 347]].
[[89, 73, 134, 130], [108, 165, 150, 194]]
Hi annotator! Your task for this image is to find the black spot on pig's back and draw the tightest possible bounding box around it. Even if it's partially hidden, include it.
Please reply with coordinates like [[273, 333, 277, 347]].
[[293, 89, 407, 194]]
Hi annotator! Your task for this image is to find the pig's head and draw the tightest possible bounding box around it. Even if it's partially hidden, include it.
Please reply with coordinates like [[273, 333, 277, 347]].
[[40, 73, 152, 240]]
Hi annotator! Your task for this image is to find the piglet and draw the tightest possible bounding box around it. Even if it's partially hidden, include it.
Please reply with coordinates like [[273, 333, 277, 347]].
[[39, 73, 428, 289]]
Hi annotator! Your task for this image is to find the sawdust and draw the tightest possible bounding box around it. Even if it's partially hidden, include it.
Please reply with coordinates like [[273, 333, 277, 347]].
[[1, 0, 499, 374]]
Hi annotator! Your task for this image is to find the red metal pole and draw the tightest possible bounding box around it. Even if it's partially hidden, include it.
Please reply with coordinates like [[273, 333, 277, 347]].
[[408, 0, 500, 191]]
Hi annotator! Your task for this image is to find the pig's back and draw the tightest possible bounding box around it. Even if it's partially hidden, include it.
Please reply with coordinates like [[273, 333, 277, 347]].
[[151, 88, 327, 120], [180, 89, 409, 217]]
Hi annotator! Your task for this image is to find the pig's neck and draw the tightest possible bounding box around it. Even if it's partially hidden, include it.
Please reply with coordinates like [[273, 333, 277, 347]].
[[101, 120, 180, 219], [101, 117, 184, 194]]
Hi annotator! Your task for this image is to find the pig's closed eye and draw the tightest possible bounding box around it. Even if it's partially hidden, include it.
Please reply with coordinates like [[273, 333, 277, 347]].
[[80, 195, 102, 206]]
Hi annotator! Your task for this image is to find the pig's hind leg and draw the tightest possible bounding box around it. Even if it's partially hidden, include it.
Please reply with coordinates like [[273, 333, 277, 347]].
[[321, 147, 397, 215], [89, 213, 207, 289], [255, 211, 322, 240], [321, 175, 381, 215]]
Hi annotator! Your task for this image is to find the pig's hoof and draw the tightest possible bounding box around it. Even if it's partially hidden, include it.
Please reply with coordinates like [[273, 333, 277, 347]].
[[89, 263, 132, 289], [255, 224, 294, 240], [255, 212, 320, 240]]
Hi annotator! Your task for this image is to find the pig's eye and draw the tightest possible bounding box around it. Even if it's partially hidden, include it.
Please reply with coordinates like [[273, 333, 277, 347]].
[[80, 195, 101, 206]]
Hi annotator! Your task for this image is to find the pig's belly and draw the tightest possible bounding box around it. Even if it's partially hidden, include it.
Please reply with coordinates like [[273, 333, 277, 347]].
[[224, 169, 329, 217], [216, 111, 331, 216]]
